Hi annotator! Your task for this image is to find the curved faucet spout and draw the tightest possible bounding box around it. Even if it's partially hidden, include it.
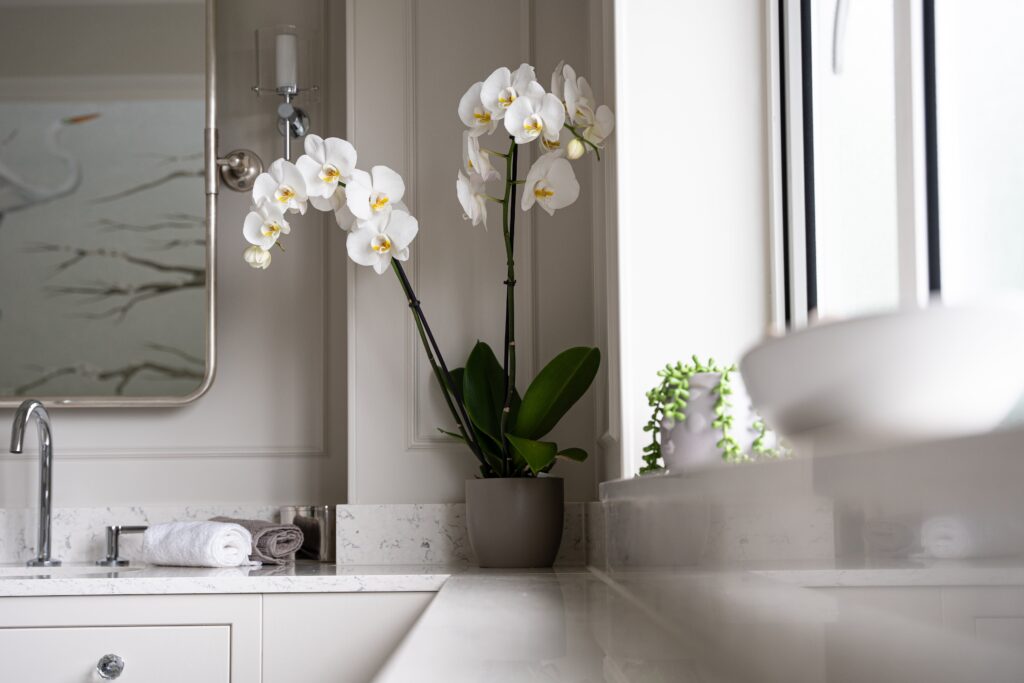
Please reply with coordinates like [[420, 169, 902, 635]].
[[9, 399, 59, 567], [10, 398, 49, 454]]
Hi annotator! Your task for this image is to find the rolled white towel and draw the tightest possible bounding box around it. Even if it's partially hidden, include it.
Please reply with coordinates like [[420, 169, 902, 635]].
[[142, 521, 260, 568]]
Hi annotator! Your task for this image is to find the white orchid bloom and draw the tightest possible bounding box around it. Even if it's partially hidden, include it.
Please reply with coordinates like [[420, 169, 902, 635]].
[[521, 151, 580, 216], [463, 131, 500, 182], [458, 82, 497, 137], [345, 166, 406, 226], [346, 210, 419, 275], [243, 200, 291, 250], [504, 81, 564, 146], [582, 104, 615, 146], [310, 186, 359, 231], [253, 159, 308, 214], [539, 125, 573, 153], [296, 134, 357, 199], [243, 245, 272, 270], [564, 68, 597, 127], [553, 62, 615, 149], [480, 63, 537, 120], [456, 170, 489, 228], [550, 60, 567, 102]]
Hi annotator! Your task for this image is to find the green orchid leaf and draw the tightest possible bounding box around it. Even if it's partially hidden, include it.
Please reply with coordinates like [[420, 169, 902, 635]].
[[463, 342, 506, 442], [437, 428, 464, 442], [514, 347, 601, 440], [506, 434, 558, 475], [449, 367, 465, 402], [557, 447, 588, 462]]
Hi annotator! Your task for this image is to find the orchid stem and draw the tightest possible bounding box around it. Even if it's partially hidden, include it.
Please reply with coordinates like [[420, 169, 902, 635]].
[[499, 137, 519, 476]]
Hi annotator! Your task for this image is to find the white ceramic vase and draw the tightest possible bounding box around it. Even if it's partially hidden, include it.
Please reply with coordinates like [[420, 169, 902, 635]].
[[660, 372, 769, 473]]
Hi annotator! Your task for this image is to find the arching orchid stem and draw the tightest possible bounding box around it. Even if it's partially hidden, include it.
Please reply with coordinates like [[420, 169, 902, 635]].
[[392, 261, 486, 467]]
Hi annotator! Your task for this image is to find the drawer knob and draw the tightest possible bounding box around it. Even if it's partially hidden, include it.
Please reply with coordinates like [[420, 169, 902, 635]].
[[96, 653, 125, 679]]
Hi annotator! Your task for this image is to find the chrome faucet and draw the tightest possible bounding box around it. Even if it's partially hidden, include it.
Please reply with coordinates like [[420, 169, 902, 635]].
[[10, 399, 60, 567]]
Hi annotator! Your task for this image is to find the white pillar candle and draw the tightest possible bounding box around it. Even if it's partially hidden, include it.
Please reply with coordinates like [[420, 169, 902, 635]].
[[275, 33, 298, 89]]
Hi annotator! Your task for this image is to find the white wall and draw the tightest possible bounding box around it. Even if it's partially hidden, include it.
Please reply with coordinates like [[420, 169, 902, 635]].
[[346, 0, 614, 503], [0, 0, 345, 508], [615, 0, 773, 476], [934, 0, 1024, 305]]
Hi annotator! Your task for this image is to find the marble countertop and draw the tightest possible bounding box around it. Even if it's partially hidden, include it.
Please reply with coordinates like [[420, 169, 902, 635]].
[[374, 563, 1024, 683], [0, 561, 453, 597]]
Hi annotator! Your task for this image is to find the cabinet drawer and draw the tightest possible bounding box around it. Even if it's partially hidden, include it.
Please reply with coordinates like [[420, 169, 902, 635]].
[[0, 624, 230, 683]]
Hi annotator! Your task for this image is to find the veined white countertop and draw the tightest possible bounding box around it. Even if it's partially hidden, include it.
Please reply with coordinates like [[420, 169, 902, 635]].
[[0, 561, 453, 597], [374, 562, 1024, 683]]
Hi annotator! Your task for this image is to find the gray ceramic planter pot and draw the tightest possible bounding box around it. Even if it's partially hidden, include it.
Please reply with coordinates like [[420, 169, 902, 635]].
[[465, 477, 564, 568]]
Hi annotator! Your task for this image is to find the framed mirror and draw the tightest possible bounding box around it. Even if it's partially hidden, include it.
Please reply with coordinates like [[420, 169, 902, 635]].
[[0, 0, 216, 406]]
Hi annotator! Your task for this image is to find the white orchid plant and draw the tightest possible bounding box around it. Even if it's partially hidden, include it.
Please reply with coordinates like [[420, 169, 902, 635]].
[[242, 62, 614, 478]]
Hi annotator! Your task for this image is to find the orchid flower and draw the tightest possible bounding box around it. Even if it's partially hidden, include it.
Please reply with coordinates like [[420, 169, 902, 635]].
[[345, 166, 406, 226], [504, 81, 564, 146], [562, 64, 596, 127], [347, 209, 418, 275], [243, 200, 291, 250], [243, 245, 272, 270], [480, 63, 537, 120], [553, 62, 616, 149], [463, 131, 500, 182], [296, 134, 357, 199], [539, 125, 572, 153], [550, 60, 568, 103], [521, 151, 580, 216], [582, 105, 615, 146], [253, 159, 307, 214], [458, 82, 497, 137], [310, 187, 359, 231], [456, 170, 489, 228]]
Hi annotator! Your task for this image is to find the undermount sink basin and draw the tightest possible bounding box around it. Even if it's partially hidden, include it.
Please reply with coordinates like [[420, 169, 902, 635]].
[[740, 300, 1024, 454], [0, 565, 142, 578]]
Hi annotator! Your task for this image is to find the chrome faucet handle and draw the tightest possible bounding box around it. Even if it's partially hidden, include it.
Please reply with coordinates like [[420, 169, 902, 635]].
[[95, 525, 147, 567]]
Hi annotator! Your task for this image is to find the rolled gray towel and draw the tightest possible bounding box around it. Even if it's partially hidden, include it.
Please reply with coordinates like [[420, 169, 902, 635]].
[[210, 517, 304, 565]]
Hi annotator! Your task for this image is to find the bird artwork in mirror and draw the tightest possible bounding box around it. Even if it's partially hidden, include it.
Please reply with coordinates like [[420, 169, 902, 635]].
[[0, 0, 214, 405]]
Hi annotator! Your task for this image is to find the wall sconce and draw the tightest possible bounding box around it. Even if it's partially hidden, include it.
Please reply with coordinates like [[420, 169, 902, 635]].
[[253, 24, 321, 161]]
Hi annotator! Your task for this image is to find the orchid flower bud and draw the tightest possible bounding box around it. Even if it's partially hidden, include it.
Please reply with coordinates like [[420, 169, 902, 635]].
[[566, 138, 586, 160]]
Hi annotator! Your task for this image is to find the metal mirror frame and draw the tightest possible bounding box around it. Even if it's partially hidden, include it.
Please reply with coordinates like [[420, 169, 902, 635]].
[[0, 0, 218, 408]]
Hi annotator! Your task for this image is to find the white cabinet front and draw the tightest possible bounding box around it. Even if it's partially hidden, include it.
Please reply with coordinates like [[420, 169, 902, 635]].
[[0, 624, 230, 682]]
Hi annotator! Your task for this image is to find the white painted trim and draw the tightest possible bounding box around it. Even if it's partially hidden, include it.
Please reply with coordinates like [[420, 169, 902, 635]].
[[781, 0, 809, 329], [893, 0, 930, 309], [595, 0, 621, 482], [765, 0, 787, 335], [345, 0, 360, 503], [612, 0, 637, 477]]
